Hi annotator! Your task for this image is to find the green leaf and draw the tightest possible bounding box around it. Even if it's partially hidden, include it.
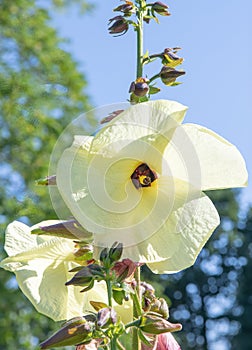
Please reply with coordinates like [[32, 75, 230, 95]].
[[89, 301, 108, 312], [112, 289, 125, 305], [149, 86, 161, 95], [142, 50, 149, 60], [170, 81, 183, 87]]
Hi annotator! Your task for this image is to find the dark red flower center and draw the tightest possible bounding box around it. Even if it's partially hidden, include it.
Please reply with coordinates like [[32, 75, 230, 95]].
[[131, 163, 157, 189]]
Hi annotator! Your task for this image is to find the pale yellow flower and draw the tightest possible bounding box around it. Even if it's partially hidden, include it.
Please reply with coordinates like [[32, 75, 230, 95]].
[[55, 100, 247, 273], [0, 220, 133, 322]]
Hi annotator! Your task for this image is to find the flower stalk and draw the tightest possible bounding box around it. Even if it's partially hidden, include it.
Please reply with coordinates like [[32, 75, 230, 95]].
[[136, 0, 145, 78]]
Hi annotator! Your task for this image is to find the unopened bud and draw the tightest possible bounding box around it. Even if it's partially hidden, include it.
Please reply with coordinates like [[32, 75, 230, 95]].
[[141, 282, 155, 296], [99, 247, 110, 266], [162, 48, 184, 68], [66, 264, 104, 287], [150, 298, 169, 319], [114, 1, 135, 16], [108, 16, 129, 35], [31, 219, 92, 240], [109, 242, 123, 263], [152, 2, 170, 16], [129, 77, 149, 97], [40, 317, 94, 349], [140, 314, 182, 335], [112, 258, 141, 282], [97, 307, 117, 328], [160, 66, 185, 86], [100, 110, 124, 124], [74, 243, 93, 262]]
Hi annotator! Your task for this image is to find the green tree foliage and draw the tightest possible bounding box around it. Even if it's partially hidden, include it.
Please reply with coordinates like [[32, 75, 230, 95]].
[[143, 189, 247, 349], [0, 0, 92, 348], [232, 208, 252, 350]]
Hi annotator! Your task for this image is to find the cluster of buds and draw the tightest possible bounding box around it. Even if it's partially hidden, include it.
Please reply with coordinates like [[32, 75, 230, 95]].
[[108, 1, 185, 99], [108, 1, 171, 36], [141, 282, 169, 318], [159, 47, 185, 86], [108, 1, 135, 36], [39, 240, 182, 349], [40, 309, 121, 349]]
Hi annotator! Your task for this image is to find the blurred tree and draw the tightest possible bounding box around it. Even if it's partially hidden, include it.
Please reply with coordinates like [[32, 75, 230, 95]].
[[0, 0, 92, 348], [143, 189, 247, 350], [232, 208, 252, 350]]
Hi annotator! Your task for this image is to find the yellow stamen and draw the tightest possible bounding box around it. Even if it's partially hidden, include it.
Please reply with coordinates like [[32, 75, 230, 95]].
[[139, 175, 151, 186]]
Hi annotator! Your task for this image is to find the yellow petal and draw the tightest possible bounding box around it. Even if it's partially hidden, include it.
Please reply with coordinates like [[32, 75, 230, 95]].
[[164, 123, 248, 191], [1, 221, 95, 321], [90, 100, 188, 156], [146, 193, 220, 273]]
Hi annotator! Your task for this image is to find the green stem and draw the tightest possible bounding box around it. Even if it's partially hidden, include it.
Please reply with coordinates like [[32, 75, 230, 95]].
[[136, 1, 145, 78], [132, 266, 142, 350], [149, 73, 160, 83], [110, 337, 117, 350], [106, 278, 113, 307], [142, 52, 162, 65], [133, 326, 140, 350], [135, 265, 141, 305], [105, 273, 117, 349], [125, 319, 141, 329]]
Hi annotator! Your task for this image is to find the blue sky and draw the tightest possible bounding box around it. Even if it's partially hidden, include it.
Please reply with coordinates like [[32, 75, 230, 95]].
[[52, 0, 251, 208]]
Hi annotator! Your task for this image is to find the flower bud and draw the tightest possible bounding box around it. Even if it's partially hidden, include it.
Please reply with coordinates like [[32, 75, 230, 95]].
[[31, 219, 93, 240], [108, 16, 129, 35], [140, 314, 182, 335], [73, 242, 93, 262], [114, 1, 135, 17], [129, 77, 149, 97], [141, 281, 155, 296], [100, 110, 124, 124], [99, 247, 110, 266], [97, 307, 117, 328], [40, 317, 94, 349], [152, 2, 170, 16], [66, 264, 104, 287], [150, 298, 169, 319], [109, 242, 123, 263], [112, 258, 141, 282], [160, 66, 185, 86], [162, 48, 184, 68]]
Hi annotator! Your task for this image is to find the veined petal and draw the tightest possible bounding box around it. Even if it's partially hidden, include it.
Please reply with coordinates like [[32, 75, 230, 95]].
[[4, 220, 65, 256], [1, 222, 132, 322], [165, 123, 248, 191], [1, 222, 75, 320], [90, 100, 188, 156], [146, 193, 220, 273]]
